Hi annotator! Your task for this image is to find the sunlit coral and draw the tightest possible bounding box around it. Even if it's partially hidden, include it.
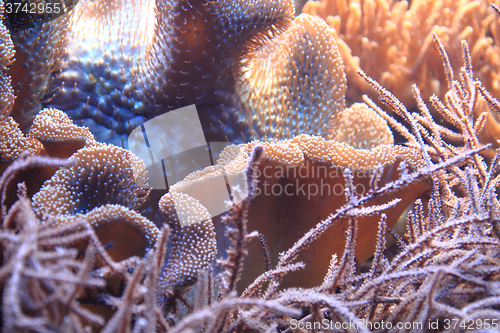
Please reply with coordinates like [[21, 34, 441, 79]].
[[240, 13, 346, 140], [302, 0, 500, 109], [329, 102, 394, 149]]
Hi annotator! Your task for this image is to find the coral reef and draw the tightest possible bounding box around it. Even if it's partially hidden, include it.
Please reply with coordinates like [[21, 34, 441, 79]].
[[329, 102, 394, 149], [1, 0, 500, 331], [32, 143, 150, 218], [166, 134, 430, 288]]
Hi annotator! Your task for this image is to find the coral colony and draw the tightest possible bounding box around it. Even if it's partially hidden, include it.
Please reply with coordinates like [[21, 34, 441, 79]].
[[1, 0, 500, 331]]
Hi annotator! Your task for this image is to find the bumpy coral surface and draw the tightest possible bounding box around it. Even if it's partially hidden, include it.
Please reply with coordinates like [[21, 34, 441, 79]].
[[32, 143, 150, 217], [9, 0, 348, 148], [166, 134, 430, 288]]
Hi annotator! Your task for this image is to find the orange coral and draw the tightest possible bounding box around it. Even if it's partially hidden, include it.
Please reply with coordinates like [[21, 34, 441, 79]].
[[240, 13, 347, 140], [302, 0, 500, 110]]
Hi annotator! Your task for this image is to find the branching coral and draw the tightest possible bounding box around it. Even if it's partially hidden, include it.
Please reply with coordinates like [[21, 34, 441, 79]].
[[302, 0, 500, 149], [162, 134, 430, 288], [0, 153, 72, 219], [0, 154, 168, 332], [163, 36, 500, 332], [0, 198, 107, 332], [302, 0, 500, 108]]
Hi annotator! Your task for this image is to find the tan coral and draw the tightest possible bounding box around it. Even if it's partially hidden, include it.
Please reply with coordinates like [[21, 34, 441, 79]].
[[29, 108, 96, 158], [0, 116, 45, 176], [251, 136, 429, 288], [240, 13, 346, 140], [158, 191, 217, 287], [0, 108, 98, 206], [329, 102, 394, 149], [0, 117, 27, 163], [302, 0, 500, 109], [166, 135, 430, 289], [32, 144, 150, 218]]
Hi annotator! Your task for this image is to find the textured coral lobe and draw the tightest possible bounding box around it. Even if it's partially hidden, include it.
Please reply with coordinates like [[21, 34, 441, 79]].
[[29, 108, 96, 157], [67, 204, 159, 261], [158, 191, 217, 287], [32, 143, 150, 218], [8, 12, 69, 131], [161, 135, 431, 288], [329, 102, 394, 149], [36, 0, 346, 147], [240, 13, 346, 140]]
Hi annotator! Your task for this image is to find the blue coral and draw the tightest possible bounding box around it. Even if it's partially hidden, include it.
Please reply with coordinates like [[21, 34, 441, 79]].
[[39, 0, 345, 147], [45, 48, 148, 147]]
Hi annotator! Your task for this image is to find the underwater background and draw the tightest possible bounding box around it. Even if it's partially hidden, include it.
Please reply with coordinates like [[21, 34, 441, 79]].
[[1, 0, 500, 331]]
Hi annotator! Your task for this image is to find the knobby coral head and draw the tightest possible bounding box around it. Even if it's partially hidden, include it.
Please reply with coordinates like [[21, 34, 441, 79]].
[[6, 0, 348, 148]]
